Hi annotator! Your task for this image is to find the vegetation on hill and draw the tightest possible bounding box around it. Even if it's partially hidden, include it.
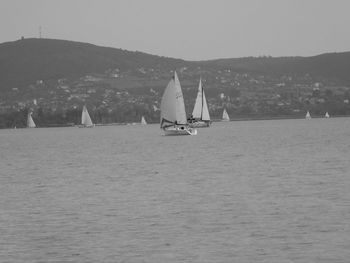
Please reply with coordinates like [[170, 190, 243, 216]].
[[1, 38, 350, 128], [204, 52, 350, 85], [0, 38, 187, 91]]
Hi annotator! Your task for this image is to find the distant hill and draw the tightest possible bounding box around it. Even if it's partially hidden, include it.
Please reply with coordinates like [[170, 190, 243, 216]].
[[203, 52, 350, 84], [1, 38, 350, 127], [0, 38, 186, 91], [1, 38, 350, 92]]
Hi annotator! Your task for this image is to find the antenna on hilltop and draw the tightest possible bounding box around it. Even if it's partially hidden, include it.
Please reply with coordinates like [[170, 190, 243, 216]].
[[39, 26, 42, 38]]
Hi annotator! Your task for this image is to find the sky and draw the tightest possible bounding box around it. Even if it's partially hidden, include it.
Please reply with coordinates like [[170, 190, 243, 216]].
[[1, 0, 350, 60]]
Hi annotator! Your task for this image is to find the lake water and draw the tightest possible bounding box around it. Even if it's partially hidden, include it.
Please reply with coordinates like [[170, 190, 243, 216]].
[[1, 118, 350, 263]]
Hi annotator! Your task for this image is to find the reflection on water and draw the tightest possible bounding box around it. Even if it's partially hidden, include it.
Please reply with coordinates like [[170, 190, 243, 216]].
[[1, 118, 350, 262]]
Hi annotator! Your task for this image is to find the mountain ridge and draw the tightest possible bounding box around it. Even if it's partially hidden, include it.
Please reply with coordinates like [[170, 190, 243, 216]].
[[1, 38, 350, 92], [1, 38, 350, 128], [0, 38, 187, 91]]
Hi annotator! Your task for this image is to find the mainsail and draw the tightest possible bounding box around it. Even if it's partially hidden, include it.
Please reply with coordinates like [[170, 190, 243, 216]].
[[305, 111, 311, 119], [192, 77, 210, 121], [160, 71, 187, 128], [141, 116, 147, 125], [81, 105, 93, 126], [27, 112, 36, 128], [222, 108, 230, 121]]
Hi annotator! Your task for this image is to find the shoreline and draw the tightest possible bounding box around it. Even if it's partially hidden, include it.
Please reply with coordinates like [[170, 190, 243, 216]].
[[3, 115, 350, 129]]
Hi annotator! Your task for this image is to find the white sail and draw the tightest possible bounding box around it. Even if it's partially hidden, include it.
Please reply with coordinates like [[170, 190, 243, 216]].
[[160, 71, 187, 128], [27, 112, 36, 128], [325, 112, 330, 118], [222, 108, 230, 121], [81, 105, 93, 126], [192, 77, 210, 121], [305, 111, 311, 119], [141, 116, 147, 125]]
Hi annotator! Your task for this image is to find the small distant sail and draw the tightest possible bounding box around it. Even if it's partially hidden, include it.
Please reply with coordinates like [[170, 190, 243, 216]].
[[141, 116, 147, 125], [81, 105, 94, 127], [305, 111, 311, 119], [222, 108, 230, 121], [27, 112, 36, 128], [325, 112, 330, 118]]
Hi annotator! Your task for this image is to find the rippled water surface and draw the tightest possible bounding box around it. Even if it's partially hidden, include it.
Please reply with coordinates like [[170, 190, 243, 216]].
[[1, 118, 350, 262]]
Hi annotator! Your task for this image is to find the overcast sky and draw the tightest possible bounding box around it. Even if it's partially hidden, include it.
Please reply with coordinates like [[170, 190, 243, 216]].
[[1, 0, 350, 60]]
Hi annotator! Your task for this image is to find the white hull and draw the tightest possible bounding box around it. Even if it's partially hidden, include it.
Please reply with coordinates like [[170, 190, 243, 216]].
[[189, 120, 211, 128], [77, 124, 95, 128], [163, 125, 197, 136]]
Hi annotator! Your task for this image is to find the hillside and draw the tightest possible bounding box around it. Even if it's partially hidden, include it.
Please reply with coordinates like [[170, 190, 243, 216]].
[[1, 38, 350, 128], [203, 52, 350, 84], [0, 38, 187, 91], [1, 38, 350, 91]]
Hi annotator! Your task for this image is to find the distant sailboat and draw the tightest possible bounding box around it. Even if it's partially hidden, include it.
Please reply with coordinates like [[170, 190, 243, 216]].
[[27, 112, 36, 128], [305, 111, 311, 119], [160, 71, 197, 136], [222, 108, 230, 121], [188, 77, 211, 128], [79, 105, 94, 127], [141, 116, 147, 125], [325, 112, 330, 118]]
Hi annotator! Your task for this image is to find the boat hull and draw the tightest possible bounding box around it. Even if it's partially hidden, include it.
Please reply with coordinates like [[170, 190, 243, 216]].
[[162, 125, 197, 136], [77, 124, 95, 128], [188, 120, 211, 128]]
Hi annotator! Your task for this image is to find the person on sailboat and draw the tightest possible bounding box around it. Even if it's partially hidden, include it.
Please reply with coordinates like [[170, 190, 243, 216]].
[[188, 114, 195, 123]]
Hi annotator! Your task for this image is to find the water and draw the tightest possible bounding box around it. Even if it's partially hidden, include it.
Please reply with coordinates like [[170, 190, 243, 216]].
[[1, 118, 350, 263]]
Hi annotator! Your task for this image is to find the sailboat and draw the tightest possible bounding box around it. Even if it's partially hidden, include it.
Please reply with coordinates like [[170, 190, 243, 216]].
[[305, 111, 311, 119], [222, 108, 230, 121], [141, 116, 147, 125], [27, 112, 36, 128], [325, 112, 330, 118], [188, 77, 211, 128], [160, 71, 197, 136], [79, 105, 94, 128]]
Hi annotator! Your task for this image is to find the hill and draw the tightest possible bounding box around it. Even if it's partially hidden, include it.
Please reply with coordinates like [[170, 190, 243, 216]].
[[1, 38, 350, 128], [203, 52, 350, 84], [1, 38, 350, 91], [0, 38, 187, 91]]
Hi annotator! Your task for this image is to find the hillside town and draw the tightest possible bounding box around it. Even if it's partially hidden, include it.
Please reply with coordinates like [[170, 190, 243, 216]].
[[1, 65, 350, 128]]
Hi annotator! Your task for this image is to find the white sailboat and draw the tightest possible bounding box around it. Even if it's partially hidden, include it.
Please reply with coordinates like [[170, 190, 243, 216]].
[[325, 112, 330, 118], [222, 108, 230, 121], [141, 116, 147, 125], [305, 111, 311, 119], [188, 77, 211, 128], [27, 112, 36, 128], [79, 105, 94, 127], [160, 71, 197, 136]]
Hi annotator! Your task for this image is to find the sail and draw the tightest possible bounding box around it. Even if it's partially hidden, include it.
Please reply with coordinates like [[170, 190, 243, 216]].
[[27, 112, 36, 128], [305, 111, 311, 119], [325, 112, 330, 118], [81, 105, 93, 126], [192, 78, 210, 121], [201, 89, 210, 121], [222, 108, 230, 121], [141, 116, 147, 124], [160, 71, 187, 128]]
